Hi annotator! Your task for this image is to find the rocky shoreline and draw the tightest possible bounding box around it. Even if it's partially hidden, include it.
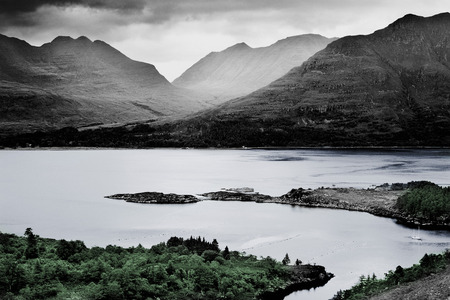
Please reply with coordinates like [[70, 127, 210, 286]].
[[259, 264, 334, 300], [105, 185, 449, 230]]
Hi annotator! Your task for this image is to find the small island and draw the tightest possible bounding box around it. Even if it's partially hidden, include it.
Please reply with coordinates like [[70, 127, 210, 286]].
[[106, 191, 199, 204], [106, 181, 450, 230]]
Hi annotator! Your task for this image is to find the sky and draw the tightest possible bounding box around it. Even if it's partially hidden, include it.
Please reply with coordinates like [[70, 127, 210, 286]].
[[0, 0, 448, 81]]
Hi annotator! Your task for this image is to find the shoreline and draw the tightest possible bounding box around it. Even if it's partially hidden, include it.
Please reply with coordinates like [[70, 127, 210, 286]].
[[203, 187, 450, 230], [259, 264, 334, 300], [106, 186, 450, 230], [2, 146, 450, 151]]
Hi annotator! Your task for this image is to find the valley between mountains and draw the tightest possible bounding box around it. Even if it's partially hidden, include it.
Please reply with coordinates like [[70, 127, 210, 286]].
[[1, 13, 450, 147]]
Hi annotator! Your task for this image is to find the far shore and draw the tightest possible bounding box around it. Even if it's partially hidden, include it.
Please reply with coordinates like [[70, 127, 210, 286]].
[[2, 145, 450, 151]]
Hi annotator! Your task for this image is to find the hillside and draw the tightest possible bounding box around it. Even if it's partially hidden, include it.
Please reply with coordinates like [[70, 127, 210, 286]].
[[174, 13, 450, 147], [2, 13, 450, 148], [369, 266, 450, 300], [333, 251, 450, 300], [173, 34, 334, 103], [0, 34, 210, 134]]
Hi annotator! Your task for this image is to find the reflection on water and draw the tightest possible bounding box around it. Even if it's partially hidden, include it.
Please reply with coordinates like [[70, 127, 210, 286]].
[[0, 149, 449, 300]]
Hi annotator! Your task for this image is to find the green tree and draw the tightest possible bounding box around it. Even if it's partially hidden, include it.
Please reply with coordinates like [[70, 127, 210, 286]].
[[24, 228, 38, 259], [222, 246, 231, 260], [56, 239, 87, 261], [282, 253, 290, 265], [202, 250, 219, 262]]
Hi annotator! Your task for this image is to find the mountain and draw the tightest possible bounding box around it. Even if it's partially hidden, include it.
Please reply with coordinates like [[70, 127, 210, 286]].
[[172, 13, 450, 147], [0, 34, 210, 134], [173, 34, 335, 103]]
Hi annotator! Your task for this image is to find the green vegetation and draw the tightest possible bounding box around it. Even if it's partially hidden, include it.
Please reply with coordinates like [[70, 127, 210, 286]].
[[396, 181, 450, 224], [0, 229, 293, 300], [332, 250, 450, 300]]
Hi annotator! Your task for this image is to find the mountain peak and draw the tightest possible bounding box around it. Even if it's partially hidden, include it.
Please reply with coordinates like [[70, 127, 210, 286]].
[[76, 36, 92, 43], [49, 35, 93, 45], [51, 36, 75, 43], [273, 34, 333, 47], [396, 13, 423, 23], [388, 12, 450, 29], [225, 42, 251, 51], [173, 34, 334, 103], [277, 34, 326, 42]]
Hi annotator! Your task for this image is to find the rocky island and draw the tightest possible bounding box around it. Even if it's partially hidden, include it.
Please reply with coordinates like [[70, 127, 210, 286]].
[[105, 182, 449, 230], [105, 192, 199, 204]]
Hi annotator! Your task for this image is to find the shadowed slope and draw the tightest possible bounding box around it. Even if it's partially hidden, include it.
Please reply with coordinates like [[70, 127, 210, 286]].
[[0, 35, 210, 134], [175, 13, 450, 147]]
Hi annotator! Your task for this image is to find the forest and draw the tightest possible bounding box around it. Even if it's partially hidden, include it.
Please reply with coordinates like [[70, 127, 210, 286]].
[[0, 229, 298, 300], [396, 181, 450, 224]]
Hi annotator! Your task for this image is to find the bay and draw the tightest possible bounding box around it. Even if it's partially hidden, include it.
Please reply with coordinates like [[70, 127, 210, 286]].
[[0, 148, 449, 299]]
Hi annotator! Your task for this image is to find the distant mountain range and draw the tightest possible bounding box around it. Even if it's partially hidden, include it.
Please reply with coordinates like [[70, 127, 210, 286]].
[[173, 34, 335, 103], [1, 13, 450, 147], [172, 13, 450, 147], [0, 35, 210, 134]]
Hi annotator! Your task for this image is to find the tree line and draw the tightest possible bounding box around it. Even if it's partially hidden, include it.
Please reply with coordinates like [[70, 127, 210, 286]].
[[0, 229, 292, 300]]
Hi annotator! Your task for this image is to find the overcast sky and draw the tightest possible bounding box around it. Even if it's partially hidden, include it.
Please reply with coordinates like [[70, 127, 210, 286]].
[[0, 0, 448, 81]]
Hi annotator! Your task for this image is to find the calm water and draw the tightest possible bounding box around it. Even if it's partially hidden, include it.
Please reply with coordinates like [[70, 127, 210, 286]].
[[1, 149, 449, 299]]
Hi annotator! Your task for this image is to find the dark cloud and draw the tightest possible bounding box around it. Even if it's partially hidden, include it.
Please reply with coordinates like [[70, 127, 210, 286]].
[[0, 0, 81, 15], [0, 0, 148, 29], [0, 0, 147, 14], [0, 0, 343, 28]]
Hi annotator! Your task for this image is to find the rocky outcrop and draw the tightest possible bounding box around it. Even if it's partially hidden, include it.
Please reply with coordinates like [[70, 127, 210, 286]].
[[259, 264, 334, 300], [200, 190, 272, 202], [105, 192, 199, 204]]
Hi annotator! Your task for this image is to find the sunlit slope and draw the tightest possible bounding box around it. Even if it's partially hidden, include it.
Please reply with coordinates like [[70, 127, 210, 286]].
[[173, 34, 335, 103]]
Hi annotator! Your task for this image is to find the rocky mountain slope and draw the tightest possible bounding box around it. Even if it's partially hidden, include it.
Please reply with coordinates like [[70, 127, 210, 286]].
[[368, 265, 450, 300], [173, 34, 334, 103], [175, 13, 450, 147], [0, 34, 210, 134]]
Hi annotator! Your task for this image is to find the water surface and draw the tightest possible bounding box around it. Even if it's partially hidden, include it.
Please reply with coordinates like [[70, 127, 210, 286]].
[[1, 149, 449, 299]]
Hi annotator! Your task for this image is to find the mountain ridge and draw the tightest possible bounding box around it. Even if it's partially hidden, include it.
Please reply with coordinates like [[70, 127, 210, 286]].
[[0, 33, 210, 134], [173, 34, 336, 102], [171, 13, 450, 147]]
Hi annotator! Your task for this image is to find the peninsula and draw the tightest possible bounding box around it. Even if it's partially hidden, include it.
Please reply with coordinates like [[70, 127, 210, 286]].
[[105, 182, 450, 230]]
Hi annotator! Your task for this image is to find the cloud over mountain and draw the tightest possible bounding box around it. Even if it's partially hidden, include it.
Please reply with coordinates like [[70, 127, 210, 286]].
[[1, 1, 448, 81]]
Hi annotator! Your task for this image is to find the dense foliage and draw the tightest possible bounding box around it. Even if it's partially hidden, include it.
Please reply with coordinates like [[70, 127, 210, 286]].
[[0, 229, 292, 300], [332, 250, 450, 300], [1, 107, 449, 148], [396, 182, 450, 224]]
